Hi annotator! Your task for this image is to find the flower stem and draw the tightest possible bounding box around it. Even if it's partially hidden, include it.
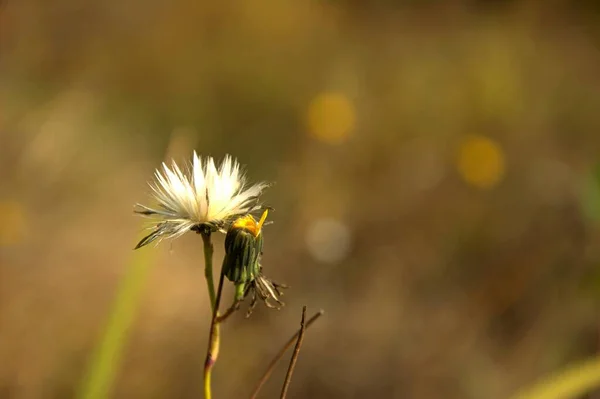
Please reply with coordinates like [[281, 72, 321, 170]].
[[201, 231, 216, 310], [200, 230, 219, 399], [204, 271, 225, 399], [216, 300, 241, 323]]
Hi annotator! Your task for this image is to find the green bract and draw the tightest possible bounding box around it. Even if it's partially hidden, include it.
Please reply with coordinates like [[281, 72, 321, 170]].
[[222, 223, 264, 300]]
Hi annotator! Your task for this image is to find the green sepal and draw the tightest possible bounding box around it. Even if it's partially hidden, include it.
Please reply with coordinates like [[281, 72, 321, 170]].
[[222, 227, 263, 285], [234, 282, 246, 302]]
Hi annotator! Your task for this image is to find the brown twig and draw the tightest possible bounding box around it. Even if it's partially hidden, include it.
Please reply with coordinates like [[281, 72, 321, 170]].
[[280, 306, 307, 399], [249, 308, 324, 399]]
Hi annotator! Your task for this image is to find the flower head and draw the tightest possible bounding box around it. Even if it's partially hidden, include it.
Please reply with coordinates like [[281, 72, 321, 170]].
[[134, 152, 269, 249], [222, 210, 269, 286], [221, 210, 287, 317]]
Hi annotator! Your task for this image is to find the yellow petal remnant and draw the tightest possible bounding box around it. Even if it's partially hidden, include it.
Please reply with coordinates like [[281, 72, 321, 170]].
[[456, 135, 505, 190], [307, 92, 355, 145], [231, 209, 269, 237], [257, 208, 269, 231]]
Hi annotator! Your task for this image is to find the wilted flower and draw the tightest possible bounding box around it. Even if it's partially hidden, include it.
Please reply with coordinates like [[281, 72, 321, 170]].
[[134, 152, 268, 249], [243, 269, 287, 317], [221, 210, 286, 317]]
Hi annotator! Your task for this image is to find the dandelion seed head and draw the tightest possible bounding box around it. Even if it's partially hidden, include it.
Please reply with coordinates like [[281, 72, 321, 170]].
[[134, 152, 269, 249]]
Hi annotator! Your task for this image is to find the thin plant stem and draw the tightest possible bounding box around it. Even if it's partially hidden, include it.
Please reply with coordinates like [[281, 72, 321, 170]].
[[250, 309, 324, 399], [201, 231, 216, 310], [280, 306, 307, 399], [204, 269, 226, 399], [216, 300, 241, 323]]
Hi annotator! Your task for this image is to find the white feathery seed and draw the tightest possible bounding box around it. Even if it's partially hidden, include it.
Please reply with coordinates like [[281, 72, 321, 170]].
[[134, 152, 269, 248]]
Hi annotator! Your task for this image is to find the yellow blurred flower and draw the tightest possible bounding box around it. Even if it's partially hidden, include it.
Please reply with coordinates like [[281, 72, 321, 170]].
[[456, 135, 505, 189], [0, 200, 27, 246], [306, 92, 355, 144]]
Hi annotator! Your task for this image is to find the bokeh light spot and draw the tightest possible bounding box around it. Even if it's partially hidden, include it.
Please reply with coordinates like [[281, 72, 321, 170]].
[[456, 135, 505, 189], [0, 200, 27, 246], [305, 218, 352, 264], [307, 92, 355, 144]]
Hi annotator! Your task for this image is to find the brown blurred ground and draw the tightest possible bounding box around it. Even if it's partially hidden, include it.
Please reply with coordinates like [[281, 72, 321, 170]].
[[2, 1, 600, 398]]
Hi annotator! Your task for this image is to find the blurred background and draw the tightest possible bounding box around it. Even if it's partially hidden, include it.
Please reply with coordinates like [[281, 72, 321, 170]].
[[2, 1, 600, 398]]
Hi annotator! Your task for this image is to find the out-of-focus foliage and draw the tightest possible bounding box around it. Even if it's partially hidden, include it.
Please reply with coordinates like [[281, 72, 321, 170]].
[[512, 357, 600, 399], [78, 233, 155, 399], [2, 1, 600, 398]]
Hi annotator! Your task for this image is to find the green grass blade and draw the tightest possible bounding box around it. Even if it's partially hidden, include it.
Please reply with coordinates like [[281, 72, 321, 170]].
[[78, 241, 155, 399], [511, 357, 600, 399]]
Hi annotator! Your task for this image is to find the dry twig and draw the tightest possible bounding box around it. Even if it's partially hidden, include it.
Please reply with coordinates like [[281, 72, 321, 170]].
[[249, 308, 324, 399]]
